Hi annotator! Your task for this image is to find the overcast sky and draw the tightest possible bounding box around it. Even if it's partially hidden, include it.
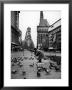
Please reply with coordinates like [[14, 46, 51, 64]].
[[19, 11, 61, 47]]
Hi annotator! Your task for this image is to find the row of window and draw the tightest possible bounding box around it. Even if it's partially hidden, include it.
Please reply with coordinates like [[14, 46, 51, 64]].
[[38, 28, 48, 32]]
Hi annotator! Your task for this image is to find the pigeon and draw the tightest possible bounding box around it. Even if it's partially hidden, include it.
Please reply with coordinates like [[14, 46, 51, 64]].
[[12, 70, 17, 74]]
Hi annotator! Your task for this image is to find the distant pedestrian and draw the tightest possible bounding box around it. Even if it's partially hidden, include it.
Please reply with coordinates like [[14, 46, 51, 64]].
[[37, 71, 41, 77]]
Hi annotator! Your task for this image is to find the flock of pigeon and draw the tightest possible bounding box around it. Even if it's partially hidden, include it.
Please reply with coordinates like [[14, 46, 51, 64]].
[[11, 56, 61, 79]]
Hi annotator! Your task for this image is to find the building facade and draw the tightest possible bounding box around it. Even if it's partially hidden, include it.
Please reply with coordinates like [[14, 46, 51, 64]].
[[11, 11, 22, 51], [48, 19, 61, 51], [37, 11, 49, 50]]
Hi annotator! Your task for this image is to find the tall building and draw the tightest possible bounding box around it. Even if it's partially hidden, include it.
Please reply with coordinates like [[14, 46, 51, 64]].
[[23, 27, 35, 50], [37, 11, 49, 50], [11, 11, 22, 51], [48, 19, 61, 51]]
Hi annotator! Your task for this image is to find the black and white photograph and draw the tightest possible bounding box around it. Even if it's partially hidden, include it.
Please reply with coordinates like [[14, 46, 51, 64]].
[[11, 10, 61, 79], [4, 4, 68, 86]]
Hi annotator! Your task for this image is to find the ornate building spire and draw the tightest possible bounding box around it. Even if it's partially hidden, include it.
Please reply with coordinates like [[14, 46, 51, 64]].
[[23, 27, 35, 50], [39, 11, 49, 27], [25, 27, 31, 40]]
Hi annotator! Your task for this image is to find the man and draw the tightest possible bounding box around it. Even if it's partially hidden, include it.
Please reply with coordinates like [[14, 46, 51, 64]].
[[34, 48, 44, 63]]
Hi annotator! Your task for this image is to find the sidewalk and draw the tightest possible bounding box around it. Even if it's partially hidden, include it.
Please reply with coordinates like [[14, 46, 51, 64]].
[[40, 50, 61, 57]]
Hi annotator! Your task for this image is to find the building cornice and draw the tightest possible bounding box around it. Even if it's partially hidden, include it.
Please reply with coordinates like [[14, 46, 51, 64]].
[[48, 25, 61, 35]]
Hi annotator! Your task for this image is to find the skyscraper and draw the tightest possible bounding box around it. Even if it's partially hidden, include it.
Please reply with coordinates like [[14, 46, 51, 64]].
[[37, 11, 49, 50], [11, 11, 22, 51]]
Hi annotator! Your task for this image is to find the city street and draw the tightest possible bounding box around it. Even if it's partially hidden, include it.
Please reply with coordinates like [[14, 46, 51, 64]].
[[11, 50, 61, 79]]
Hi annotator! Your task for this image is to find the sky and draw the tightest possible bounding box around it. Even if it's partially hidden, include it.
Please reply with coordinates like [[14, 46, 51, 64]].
[[19, 11, 61, 47]]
